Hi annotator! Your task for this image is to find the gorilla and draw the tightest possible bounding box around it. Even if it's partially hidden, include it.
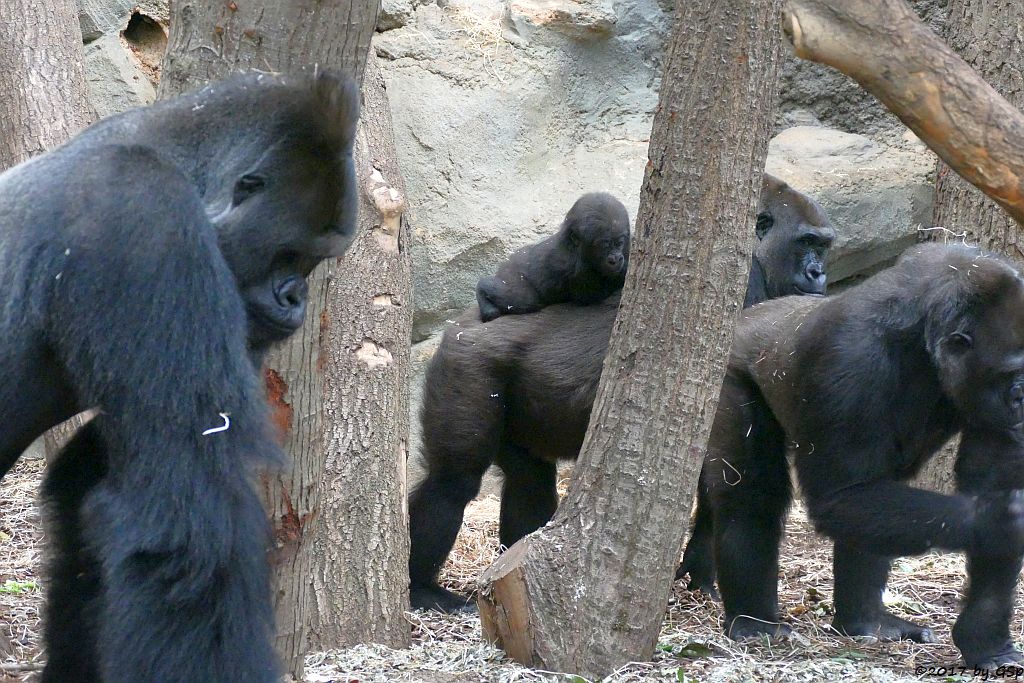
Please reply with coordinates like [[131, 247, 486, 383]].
[[745, 173, 833, 306], [687, 244, 1024, 668], [475, 192, 630, 322], [950, 425, 1024, 666], [676, 172, 833, 595], [0, 70, 359, 682], [409, 175, 834, 612]]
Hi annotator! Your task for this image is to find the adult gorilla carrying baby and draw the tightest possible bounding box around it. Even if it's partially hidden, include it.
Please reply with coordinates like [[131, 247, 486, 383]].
[[0, 71, 359, 681], [409, 174, 834, 612]]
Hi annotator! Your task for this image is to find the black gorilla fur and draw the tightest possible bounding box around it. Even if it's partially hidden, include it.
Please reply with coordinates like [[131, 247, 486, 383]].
[[0, 71, 359, 682], [685, 244, 1024, 667], [409, 175, 834, 612], [475, 192, 630, 322]]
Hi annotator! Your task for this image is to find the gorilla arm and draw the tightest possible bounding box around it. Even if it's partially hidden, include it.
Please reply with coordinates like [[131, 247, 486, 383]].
[[46, 146, 280, 682]]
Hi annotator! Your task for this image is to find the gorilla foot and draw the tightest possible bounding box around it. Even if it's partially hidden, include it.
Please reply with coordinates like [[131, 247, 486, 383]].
[[832, 612, 936, 643], [410, 585, 476, 613], [685, 579, 720, 601], [726, 616, 793, 641], [961, 641, 1024, 670]]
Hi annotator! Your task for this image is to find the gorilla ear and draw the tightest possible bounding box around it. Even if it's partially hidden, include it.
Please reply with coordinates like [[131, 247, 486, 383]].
[[567, 230, 580, 249], [755, 212, 774, 240], [943, 331, 974, 354]]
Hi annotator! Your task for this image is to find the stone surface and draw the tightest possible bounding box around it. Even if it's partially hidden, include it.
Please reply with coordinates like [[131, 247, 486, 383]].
[[84, 34, 157, 118], [766, 127, 937, 285], [376, 0, 666, 341]]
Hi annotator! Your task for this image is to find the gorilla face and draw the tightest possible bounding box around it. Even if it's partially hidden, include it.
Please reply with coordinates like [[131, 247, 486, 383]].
[[934, 267, 1024, 430], [568, 192, 631, 281], [755, 175, 836, 299], [215, 137, 358, 350]]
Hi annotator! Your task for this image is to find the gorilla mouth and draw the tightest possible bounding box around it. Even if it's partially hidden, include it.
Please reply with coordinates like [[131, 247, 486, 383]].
[[794, 286, 825, 296]]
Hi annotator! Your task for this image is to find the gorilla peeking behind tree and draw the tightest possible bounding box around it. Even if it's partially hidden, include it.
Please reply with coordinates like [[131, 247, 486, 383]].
[[476, 192, 630, 322], [409, 174, 834, 612], [0, 70, 359, 682], [686, 244, 1024, 668]]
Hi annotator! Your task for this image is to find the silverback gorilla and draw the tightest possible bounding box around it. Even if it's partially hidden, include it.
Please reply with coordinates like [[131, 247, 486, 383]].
[[687, 244, 1024, 667], [475, 192, 630, 322], [0, 71, 359, 682], [409, 175, 834, 612]]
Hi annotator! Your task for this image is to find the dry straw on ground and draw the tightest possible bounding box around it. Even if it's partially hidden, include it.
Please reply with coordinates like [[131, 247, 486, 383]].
[[3, 462, 1022, 682]]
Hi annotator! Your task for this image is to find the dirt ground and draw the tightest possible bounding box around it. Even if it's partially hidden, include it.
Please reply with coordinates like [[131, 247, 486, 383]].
[[2, 459, 1021, 682]]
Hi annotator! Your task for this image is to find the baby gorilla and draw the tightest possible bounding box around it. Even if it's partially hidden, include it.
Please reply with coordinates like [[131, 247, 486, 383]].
[[476, 192, 630, 322]]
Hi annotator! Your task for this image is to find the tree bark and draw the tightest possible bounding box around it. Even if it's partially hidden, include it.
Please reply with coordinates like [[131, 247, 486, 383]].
[[307, 52, 412, 651], [477, 0, 784, 677], [781, 0, 1024, 226], [913, 0, 1024, 494], [158, 2, 379, 677], [0, 0, 92, 169], [0, 0, 93, 462]]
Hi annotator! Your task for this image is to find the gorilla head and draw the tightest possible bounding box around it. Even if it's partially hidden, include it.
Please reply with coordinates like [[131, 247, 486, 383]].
[[564, 192, 631, 280], [746, 174, 835, 306]]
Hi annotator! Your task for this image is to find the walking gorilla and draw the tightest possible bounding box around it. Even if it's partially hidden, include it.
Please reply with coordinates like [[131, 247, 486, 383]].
[[475, 192, 631, 322], [688, 244, 1024, 668], [409, 175, 835, 612], [0, 71, 359, 682]]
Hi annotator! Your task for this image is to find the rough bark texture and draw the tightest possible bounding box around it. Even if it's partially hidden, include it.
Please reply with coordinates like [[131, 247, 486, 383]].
[[158, 2, 379, 677], [307, 52, 412, 651], [477, 0, 784, 677], [781, 0, 1024, 225], [913, 0, 1024, 494], [0, 0, 93, 462], [0, 0, 92, 169]]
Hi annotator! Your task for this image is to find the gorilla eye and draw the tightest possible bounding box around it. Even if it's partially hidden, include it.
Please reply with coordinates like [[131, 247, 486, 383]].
[[232, 174, 265, 206], [755, 212, 774, 239], [945, 331, 974, 352]]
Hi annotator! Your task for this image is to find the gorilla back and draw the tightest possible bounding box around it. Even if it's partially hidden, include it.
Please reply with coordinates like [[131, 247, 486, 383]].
[[0, 71, 358, 682]]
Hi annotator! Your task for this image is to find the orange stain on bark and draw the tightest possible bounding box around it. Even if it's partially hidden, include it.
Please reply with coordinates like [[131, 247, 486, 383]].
[[263, 368, 293, 444]]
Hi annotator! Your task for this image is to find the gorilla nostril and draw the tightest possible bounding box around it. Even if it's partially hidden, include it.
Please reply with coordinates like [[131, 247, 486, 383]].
[[275, 277, 308, 309]]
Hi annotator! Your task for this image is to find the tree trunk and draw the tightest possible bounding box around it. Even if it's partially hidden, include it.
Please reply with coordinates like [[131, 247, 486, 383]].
[[914, 0, 1023, 494], [0, 0, 92, 169], [0, 0, 93, 462], [307, 52, 411, 651], [477, 0, 784, 677], [781, 0, 1024, 225], [158, 3, 379, 677]]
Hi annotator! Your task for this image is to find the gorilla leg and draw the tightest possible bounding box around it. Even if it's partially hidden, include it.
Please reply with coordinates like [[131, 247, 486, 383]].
[[40, 422, 106, 683], [953, 554, 1024, 667], [677, 482, 718, 598], [495, 446, 558, 549], [831, 543, 935, 643], [712, 389, 792, 640], [408, 465, 487, 611]]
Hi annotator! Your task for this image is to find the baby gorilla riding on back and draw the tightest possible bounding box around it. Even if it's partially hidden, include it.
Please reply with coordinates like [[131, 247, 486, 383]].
[[409, 175, 834, 612], [475, 192, 630, 322]]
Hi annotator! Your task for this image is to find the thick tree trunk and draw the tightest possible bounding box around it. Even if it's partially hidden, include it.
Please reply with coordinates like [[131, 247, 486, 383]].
[[158, 2, 379, 677], [0, 0, 92, 169], [477, 0, 784, 677], [0, 0, 93, 462], [781, 0, 1024, 225], [914, 0, 1023, 494], [307, 52, 412, 651]]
